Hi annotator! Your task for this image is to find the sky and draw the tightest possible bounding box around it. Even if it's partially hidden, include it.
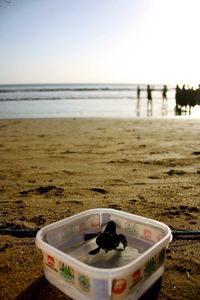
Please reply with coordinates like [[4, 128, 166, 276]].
[[0, 0, 200, 85]]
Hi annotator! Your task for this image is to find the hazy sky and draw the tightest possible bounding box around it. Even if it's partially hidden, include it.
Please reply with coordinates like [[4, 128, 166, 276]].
[[0, 0, 200, 85]]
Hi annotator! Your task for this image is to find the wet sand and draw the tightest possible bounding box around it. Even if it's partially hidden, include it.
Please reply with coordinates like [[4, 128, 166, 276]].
[[0, 117, 200, 299]]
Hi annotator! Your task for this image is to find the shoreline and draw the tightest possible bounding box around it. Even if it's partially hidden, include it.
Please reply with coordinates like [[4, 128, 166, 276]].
[[0, 117, 200, 299], [1, 114, 200, 120]]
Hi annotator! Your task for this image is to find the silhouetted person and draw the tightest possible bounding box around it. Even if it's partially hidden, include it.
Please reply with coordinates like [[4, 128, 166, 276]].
[[137, 86, 141, 100], [147, 85, 152, 101], [195, 84, 200, 106], [136, 86, 141, 116], [161, 84, 168, 114], [175, 84, 192, 115], [180, 85, 187, 114], [187, 87, 195, 114], [162, 85, 167, 103], [162, 85, 167, 99], [175, 85, 181, 115], [147, 85, 152, 116]]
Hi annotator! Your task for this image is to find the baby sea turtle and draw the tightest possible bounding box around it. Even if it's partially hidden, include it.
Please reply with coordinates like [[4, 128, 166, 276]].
[[84, 220, 128, 255]]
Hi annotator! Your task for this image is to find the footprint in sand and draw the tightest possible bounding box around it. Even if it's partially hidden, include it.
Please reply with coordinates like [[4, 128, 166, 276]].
[[192, 151, 200, 155], [89, 188, 107, 194], [19, 185, 64, 197], [162, 205, 199, 219], [167, 169, 187, 175], [108, 204, 121, 210]]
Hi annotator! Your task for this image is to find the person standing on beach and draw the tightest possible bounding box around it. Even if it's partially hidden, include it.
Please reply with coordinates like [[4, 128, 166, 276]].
[[195, 84, 200, 106], [136, 85, 141, 116], [147, 85, 153, 116], [175, 84, 181, 115], [137, 86, 141, 100], [162, 84, 168, 113], [162, 85, 168, 102], [147, 85, 152, 101]]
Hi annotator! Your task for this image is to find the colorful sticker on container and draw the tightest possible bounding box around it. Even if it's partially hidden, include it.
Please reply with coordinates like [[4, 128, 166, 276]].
[[143, 228, 152, 240], [144, 256, 157, 277], [112, 278, 127, 295], [129, 269, 143, 289], [47, 255, 55, 267], [142, 226, 164, 243], [158, 248, 165, 264], [43, 253, 59, 272], [78, 274, 91, 293], [59, 262, 75, 283], [90, 217, 100, 228], [75, 215, 100, 234], [125, 221, 139, 236]]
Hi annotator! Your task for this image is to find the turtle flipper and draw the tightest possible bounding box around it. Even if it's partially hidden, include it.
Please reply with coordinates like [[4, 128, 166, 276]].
[[84, 233, 98, 241], [118, 234, 128, 250], [89, 247, 101, 255]]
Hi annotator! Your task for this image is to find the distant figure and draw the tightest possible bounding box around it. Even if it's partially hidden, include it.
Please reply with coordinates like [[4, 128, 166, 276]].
[[188, 87, 195, 115], [147, 85, 153, 116], [136, 86, 141, 116], [162, 85, 168, 101], [147, 85, 152, 101], [137, 86, 141, 100], [175, 83, 200, 115], [161, 85, 168, 114], [195, 84, 200, 106], [175, 85, 181, 115], [175, 84, 188, 115], [180, 85, 187, 114]]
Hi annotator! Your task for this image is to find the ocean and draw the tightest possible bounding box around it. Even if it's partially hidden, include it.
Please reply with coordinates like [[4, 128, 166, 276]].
[[0, 83, 198, 119]]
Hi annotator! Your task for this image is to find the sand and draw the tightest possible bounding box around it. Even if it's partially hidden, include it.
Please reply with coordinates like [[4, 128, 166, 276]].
[[0, 117, 200, 300]]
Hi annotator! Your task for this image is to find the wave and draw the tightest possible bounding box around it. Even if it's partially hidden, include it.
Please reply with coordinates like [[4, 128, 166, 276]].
[[0, 84, 175, 101], [0, 96, 137, 101], [0, 86, 175, 94], [0, 87, 137, 93], [0, 96, 172, 102]]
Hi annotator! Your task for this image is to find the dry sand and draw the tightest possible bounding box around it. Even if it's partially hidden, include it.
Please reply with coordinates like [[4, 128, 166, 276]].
[[0, 117, 200, 300]]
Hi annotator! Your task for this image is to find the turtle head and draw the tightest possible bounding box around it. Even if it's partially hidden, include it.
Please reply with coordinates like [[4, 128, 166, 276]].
[[104, 220, 116, 234]]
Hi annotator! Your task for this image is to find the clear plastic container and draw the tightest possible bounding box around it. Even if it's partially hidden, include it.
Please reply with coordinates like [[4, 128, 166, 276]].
[[36, 208, 172, 300]]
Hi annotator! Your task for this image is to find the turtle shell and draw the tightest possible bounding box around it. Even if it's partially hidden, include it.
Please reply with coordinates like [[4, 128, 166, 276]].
[[96, 232, 120, 251]]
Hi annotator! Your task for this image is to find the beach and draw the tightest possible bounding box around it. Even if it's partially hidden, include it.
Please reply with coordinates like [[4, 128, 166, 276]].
[[0, 117, 200, 300]]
